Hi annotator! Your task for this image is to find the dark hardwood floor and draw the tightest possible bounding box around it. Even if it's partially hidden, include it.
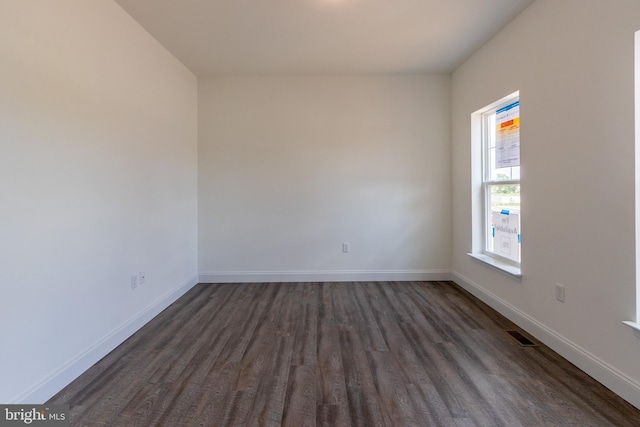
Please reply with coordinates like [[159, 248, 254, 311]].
[[49, 281, 640, 426]]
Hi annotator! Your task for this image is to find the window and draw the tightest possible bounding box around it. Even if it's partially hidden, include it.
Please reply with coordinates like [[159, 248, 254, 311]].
[[482, 97, 521, 265], [623, 31, 640, 335], [469, 91, 521, 278]]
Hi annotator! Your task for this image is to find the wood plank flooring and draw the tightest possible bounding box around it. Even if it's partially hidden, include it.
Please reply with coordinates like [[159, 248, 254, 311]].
[[49, 281, 640, 426]]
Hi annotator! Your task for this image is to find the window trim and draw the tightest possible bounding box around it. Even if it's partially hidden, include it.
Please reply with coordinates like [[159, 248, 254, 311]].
[[467, 252, 522, 280], [623, 30, 640, 336], [481, 95, 521, 266], [469, 91, 522, 279]]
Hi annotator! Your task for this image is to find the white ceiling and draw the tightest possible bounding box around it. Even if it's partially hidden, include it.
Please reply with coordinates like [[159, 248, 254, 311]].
[[114, 0, 534, 76]]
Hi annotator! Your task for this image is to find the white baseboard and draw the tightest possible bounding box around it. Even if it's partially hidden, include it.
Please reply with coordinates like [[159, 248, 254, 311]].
[[199, 269, 452, 284], [451, 270, 640, 410], [12, 274, 199, 404]]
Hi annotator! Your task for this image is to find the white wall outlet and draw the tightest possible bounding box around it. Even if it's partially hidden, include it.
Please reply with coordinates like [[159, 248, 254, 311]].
[[556, 283, 565, 303], [342, 242, 350, 253], [139, 271, 146, 285], [131, 275, 138, 290]]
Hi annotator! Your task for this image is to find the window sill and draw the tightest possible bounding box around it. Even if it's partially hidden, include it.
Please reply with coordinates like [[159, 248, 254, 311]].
[[467, 253, 522, 281], [622, 321, 640, 338]]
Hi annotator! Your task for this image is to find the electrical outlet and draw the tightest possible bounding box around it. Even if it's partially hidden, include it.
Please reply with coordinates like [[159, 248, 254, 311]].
[[131, 275, 138, 290], [555, 283, 565, 303], [139, 271, 146, 285], [342, 242, 350, 253]]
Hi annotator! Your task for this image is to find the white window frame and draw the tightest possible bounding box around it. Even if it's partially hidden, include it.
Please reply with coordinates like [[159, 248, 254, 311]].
[[468, 91, 522, 279], [623, 31, 640, 336], [481, 98, 521, 266]]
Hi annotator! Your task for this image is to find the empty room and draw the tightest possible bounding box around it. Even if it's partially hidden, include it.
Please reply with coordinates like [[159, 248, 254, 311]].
[[3, 0, 640, 425]]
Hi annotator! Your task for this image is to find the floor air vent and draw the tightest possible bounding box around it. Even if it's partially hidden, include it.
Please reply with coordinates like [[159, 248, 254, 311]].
[[506, 330, 538, 347]]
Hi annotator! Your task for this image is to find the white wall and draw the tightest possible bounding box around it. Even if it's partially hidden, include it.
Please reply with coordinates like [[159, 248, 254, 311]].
[[0, 0, 198, 403], [451, 0, 640, 408], [198, 76, 451, 282]]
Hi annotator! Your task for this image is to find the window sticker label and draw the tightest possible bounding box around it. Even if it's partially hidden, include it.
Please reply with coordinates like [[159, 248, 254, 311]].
[[492, 210, 520, 262], [495, 101, 520, 168]]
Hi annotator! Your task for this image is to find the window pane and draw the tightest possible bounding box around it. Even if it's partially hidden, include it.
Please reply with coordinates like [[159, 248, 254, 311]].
[[485, 111, 520, 182], [487, 184, 521, 263]]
